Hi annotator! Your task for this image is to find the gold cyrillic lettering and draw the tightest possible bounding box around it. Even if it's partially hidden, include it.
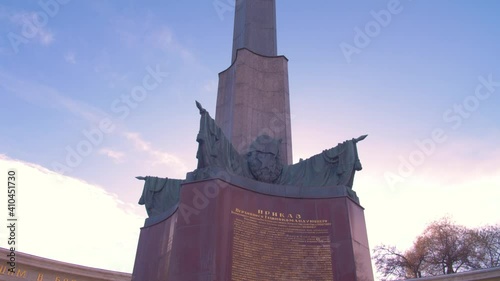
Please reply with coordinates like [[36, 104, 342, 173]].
[[17, 269, 27, 278]]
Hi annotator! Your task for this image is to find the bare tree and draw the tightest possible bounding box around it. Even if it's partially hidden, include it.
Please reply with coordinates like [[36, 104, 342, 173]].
[[374, 242, 427, 280], [373, 217, 500, 280], [469, 225, 500, 269], [417, 217, 473, 275]]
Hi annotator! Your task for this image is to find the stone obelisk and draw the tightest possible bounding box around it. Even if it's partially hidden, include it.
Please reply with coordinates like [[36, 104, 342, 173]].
[[215, 0, 293, 164]]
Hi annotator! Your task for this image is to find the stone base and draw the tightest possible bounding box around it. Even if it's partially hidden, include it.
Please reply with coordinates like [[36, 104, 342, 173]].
[[132, 178, 374, 281]]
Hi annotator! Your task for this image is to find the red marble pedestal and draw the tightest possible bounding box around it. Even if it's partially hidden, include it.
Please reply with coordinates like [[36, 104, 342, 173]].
[[132, 178, 374, 281]]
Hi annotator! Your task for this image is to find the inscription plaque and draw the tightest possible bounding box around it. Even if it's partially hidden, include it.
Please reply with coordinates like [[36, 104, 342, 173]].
[[231, 208, 334, 280]]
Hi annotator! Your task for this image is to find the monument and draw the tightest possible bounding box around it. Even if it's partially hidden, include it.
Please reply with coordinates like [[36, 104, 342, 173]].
[[132, 1, 374, 280]]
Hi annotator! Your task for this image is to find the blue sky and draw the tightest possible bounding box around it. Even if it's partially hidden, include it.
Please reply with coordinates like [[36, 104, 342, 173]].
[[1, 0, 499, 276]]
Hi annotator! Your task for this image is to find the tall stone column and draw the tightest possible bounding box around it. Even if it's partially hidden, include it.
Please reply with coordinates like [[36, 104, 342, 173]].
[[231, 0, 277, 62], [215, 0, 293, 165]]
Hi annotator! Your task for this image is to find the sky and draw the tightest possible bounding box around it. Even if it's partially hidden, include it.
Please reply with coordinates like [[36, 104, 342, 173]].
[[1, 0, 500, 277]]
